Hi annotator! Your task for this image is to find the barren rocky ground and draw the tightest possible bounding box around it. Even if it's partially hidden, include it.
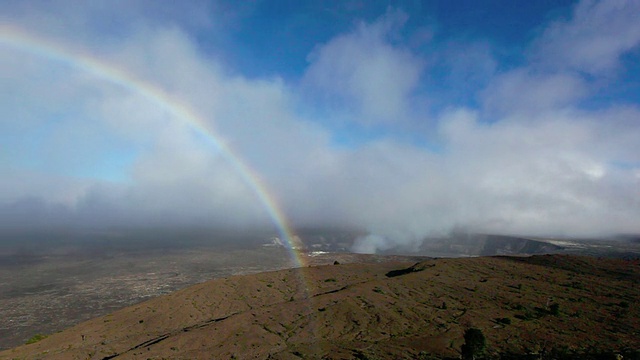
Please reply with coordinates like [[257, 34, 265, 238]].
[[1, 254, 638, 359]]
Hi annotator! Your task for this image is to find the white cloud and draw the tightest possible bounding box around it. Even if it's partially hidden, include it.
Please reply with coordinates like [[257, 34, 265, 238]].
[[438, 107, 640, 237], [442, 40, 497, 88], [0, 0, 216, 47], [532, 0, 640, 75], [481, 69, 588, 116], [303, 8, 424, 125]]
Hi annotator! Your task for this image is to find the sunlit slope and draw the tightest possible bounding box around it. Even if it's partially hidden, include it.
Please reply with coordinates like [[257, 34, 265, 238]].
[[2, 255, 638, 359]]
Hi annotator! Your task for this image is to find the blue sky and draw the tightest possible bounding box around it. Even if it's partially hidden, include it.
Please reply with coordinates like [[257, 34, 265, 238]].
[[1, 0, 640, 251], [206, 1, 577, 77]]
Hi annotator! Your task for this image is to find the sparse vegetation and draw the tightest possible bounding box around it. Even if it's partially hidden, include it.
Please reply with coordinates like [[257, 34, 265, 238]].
[[3, 255, 639, 360], [508, 284, 523, 290], [417, 352, 440, 360], [25, 334, 47, 345], [564, 281, 585, 290]]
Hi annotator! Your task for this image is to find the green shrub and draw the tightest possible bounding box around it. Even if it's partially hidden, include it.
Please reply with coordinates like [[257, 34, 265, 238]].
[[461, 328, 485, 360], [619, 301, 630, 308], [25, 334, 47, 344]]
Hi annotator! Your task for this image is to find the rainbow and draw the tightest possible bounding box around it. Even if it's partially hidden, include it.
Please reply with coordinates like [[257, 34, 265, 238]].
[[0, 25, 305, 268]]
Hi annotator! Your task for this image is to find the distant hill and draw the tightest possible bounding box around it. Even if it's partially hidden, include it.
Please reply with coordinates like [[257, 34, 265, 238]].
[[1, 255, 638, 359], [413, 234, 565, 257]]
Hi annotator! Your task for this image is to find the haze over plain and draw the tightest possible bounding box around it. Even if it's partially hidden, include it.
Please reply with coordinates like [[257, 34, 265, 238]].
[[1, 0, 640, 253]]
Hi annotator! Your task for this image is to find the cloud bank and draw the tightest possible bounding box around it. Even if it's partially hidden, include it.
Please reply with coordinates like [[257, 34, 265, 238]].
[[1, 1, 639, 252]]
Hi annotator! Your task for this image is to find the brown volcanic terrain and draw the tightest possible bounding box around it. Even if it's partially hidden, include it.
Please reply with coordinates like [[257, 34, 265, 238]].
[[1, 255, 639, 359]]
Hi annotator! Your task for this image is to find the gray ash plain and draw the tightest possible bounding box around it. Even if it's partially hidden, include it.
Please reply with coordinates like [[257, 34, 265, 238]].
[[0, 228, 299, 350]]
